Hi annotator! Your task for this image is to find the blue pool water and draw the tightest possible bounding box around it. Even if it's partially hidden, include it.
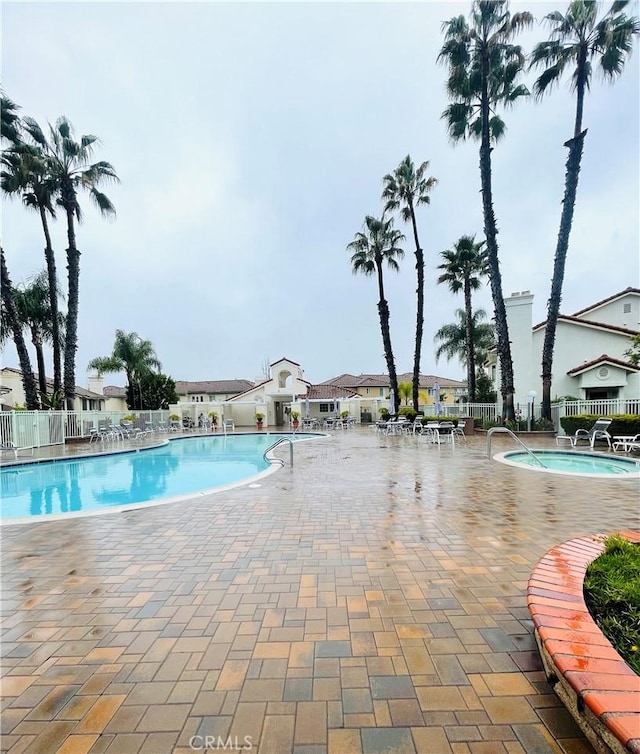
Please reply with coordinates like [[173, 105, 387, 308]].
[[503, 450, 640, 476], [1, 434, 314, 522]]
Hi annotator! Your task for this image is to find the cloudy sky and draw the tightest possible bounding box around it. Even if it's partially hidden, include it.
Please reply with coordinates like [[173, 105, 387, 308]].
[[2, 1, 638, 388]]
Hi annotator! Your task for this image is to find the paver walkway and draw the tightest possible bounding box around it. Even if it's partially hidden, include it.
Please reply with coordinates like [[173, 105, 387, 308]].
[[1, 430, 638, 754]]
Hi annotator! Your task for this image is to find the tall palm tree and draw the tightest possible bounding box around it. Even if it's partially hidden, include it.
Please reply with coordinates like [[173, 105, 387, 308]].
[[347, 215, 405, 415], [530, 0, 639, 420], [434, 308, 495, 382], [437, 235, 488, 401], [88, 330, 161, 410], [22, 116, 119, 409], [438, 1, 532, 420], [12, 270, 65, 398], [0, 248, 39, 410], [382, 156, 437, 412], [1, 92, 21, 145], [2, 144, 62, 393]]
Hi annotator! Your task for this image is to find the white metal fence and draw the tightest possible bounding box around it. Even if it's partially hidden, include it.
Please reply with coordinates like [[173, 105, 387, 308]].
[[0, 410, 171, 449]]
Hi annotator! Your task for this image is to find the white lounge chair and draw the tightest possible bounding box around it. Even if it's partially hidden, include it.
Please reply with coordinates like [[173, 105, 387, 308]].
[[1, 441, 34, 459], [570, 418, 613, 449]]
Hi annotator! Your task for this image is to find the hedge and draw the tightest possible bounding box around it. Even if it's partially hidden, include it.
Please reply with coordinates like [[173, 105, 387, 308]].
[[560, 414, 640, 437]]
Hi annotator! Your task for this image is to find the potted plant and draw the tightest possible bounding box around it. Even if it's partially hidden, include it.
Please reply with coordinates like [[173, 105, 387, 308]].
[[208, 411, 218, 431], [255, 412, 264, 429], [340, 410, 349, 419], [290, 410, 300, 429]]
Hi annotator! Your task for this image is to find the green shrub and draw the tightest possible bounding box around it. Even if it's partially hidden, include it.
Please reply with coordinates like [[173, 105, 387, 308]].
[[473, 417, 484, 428], [379, 408, 390, 420], [483, 419, 503, 430], [584, 535, 640, 674], [398, 407, 417, 422], [560, 414, 640, 437], [532, 417, 555, 431]]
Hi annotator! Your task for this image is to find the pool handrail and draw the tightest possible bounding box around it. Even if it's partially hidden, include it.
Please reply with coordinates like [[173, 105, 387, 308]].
[[263, 436, 294, 467], [486, 426, 548, 469]]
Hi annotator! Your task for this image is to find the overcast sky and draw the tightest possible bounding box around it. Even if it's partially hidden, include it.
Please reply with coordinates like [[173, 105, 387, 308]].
[[2, 1, 638, 388]]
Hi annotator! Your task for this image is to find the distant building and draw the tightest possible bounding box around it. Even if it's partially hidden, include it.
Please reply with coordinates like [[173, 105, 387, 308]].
[[320, 372, 467, 404], [0, 367, 106, 411], [488, 287, 640, 409]]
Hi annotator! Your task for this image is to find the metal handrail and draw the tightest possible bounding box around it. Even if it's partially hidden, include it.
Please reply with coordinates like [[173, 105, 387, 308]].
[[263, 436, 294, 467], [486, 426, 547, 468]]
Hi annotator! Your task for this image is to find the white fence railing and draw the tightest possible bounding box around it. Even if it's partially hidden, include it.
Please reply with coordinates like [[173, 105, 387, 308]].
[[561, 398, 640, 417], [421, 403, 499, 423], [0, 410, 171, 449]]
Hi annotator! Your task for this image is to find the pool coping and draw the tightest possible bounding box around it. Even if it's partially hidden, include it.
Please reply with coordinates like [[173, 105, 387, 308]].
[[528, 531, 640, 754]]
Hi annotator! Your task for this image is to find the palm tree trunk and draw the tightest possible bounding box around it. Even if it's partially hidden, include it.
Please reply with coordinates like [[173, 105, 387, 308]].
[[63, 206, 79, 411], [409, 203, 424, 413], [376, 262, 400, 415], [463, 279, 476, 402], [31, 327, 47, 396], [541, 67, 587, 421], [39, 206, 62, 395], [480, 52, 514, 420], [1, 248, 39, 410]]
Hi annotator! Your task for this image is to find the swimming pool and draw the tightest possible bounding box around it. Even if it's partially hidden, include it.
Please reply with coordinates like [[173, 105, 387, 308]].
[[0, 433, 317, 524], [496, 449, 640, 477]]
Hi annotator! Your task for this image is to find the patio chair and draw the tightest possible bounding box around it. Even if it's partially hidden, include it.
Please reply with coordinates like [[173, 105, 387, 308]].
[[570, 418, 613, 449], [452, 420, 467, 442], [223, 419, 235, 432]]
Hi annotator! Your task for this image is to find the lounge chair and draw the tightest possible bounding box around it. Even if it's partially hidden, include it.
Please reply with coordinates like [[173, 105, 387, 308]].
[[223, 419, 235, 432], [570, 418, 613, 449], [612, 434, 640, 453], [1, 441, 34, 459]]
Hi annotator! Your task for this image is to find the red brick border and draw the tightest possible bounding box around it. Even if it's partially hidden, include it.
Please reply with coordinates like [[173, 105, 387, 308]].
[[528, 531, 640, 754]]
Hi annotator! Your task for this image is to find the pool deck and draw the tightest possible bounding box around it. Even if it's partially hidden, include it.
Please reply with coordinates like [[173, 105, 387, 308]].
[[1, 430, 638, 754]]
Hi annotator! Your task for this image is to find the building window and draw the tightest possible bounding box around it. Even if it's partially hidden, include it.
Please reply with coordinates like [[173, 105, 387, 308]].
[[623, 303, 631, 313], [82, 398, 87, 410], [319, 403, 329, 413], [379, 388, 384, 397]]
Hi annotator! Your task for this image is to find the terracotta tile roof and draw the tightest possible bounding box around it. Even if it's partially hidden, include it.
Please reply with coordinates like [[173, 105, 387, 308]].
[[566, 354, 640, 376], [321, 373, 466, 389], [175, 379, 255, 395], [532, 315, 639, 336], [571, 287, 640, 317], [305, 384, 361, 399]]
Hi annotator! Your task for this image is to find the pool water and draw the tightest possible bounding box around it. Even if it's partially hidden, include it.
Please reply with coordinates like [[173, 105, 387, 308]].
[[503, 450, 640, 476], [0, 434, 314, 522]]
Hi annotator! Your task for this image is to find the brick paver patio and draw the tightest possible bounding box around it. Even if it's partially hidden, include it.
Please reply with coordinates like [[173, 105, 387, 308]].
[[1, 430, 638, 754]]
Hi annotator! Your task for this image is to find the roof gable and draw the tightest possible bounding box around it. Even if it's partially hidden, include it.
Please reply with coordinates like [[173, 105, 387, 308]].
[[572, 287, 640, 318], [533, 315, 639, 337], [567, 354, 640, 376]]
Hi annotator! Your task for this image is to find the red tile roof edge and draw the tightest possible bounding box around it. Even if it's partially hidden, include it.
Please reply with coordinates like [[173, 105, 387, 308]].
[[528, 532, 640, 752]]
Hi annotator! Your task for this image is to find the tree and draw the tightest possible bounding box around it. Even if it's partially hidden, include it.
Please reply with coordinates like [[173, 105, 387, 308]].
[[530, 0, 639, 420], [624, 333, 640, 367], [12, 270, 65, 399], [2, 143, 63, 393], [0, 248, 39, 410], [475, 370, 497, 403], [434, 307, 495, 378], [382, 156, 437, 412], [0, 92, 21, 145], [22, 116, 119, 409], [398, 382, 413, 406], [128, 372, 178, 410], [437, 235, 488, 401], [88, 330, 161, 410], [438, 1, 532, 420], [347, 215, 405, 414]]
